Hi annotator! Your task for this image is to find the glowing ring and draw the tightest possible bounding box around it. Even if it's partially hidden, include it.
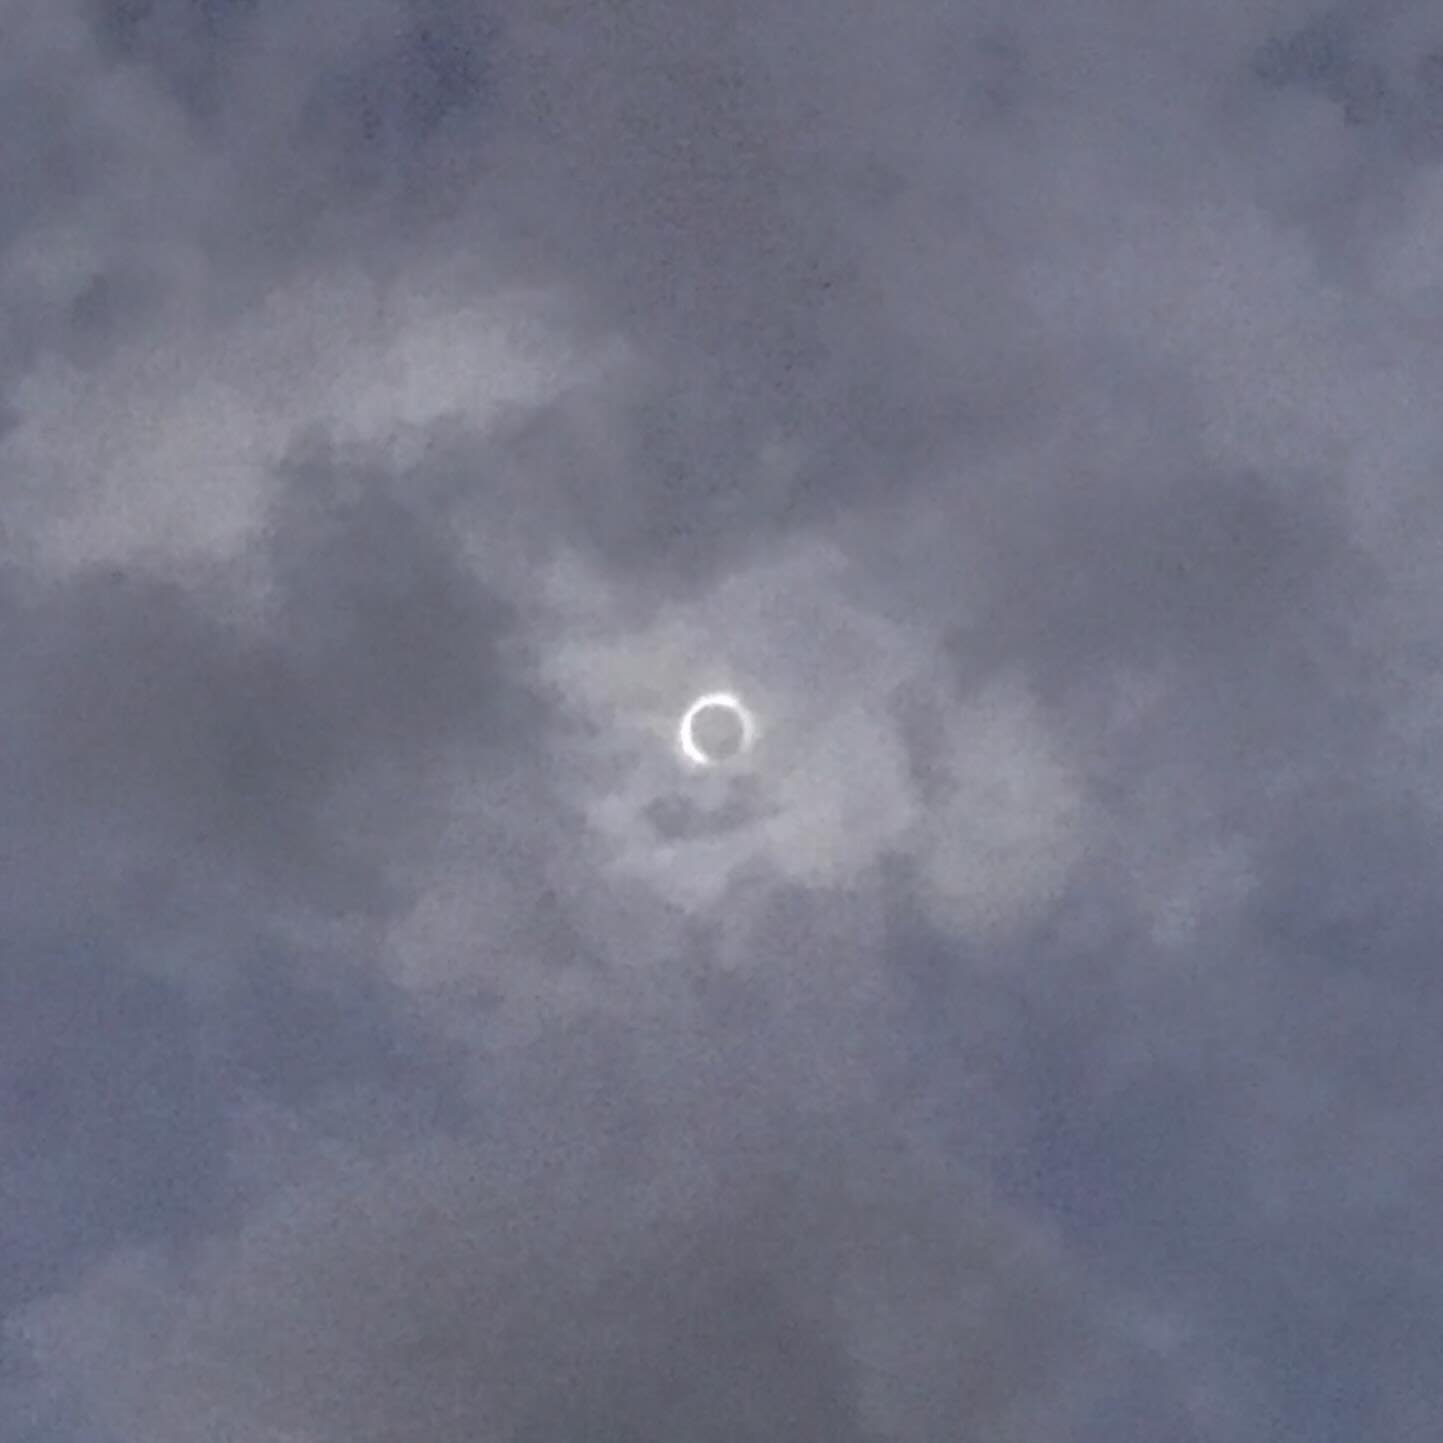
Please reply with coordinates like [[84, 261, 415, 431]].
[[678, 691, 756, 767]]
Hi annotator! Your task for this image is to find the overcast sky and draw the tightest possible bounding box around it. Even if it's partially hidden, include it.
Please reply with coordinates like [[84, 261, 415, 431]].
[[3, 0, 1443, 1438]]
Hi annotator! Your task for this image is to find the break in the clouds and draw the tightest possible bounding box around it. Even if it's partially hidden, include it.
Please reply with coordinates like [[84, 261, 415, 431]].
[[5, 0, 1443, 1440]]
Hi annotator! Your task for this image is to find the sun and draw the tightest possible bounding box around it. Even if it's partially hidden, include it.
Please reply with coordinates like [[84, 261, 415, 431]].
[[677, 691, 757, 769]]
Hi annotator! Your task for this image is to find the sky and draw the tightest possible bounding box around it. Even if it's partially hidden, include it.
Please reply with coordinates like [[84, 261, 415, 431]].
[[3, 0, 1443, 1438]]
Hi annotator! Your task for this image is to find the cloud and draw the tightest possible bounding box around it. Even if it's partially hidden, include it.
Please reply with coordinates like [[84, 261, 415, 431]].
[[16, 1061, 1127, 1443], [527, 538, 1088, 946], [5, 1, 1443, 1439]]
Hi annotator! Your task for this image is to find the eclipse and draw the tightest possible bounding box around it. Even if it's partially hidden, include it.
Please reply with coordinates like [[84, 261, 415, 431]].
[[678, 692, 756, 767]]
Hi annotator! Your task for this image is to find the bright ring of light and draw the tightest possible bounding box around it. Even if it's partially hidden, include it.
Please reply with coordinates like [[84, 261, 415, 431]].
[[678, 691, 757, 767]]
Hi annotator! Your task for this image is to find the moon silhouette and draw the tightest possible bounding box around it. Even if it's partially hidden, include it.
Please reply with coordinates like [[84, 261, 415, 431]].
[[678, 692, 756, 767]]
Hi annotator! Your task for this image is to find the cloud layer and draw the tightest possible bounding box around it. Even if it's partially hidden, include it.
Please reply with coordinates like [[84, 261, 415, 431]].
[[5, 1, 1443, 1439]]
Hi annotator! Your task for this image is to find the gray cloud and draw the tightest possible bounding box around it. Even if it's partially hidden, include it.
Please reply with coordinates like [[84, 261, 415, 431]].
[[5, 0, 1443, 1439], [18, 1048, 1127, 1443]]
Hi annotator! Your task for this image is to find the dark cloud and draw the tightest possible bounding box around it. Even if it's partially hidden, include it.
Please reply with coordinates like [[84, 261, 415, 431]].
[[93, 0, 493, 144], [0, 940, 225, 1314], [4, 444, 538, 936], [5, 0, 1443, 1439], [17, 1037, 1128, 1443]]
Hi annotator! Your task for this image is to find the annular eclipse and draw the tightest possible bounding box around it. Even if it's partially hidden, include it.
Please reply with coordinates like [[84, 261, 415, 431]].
[[677, 692, 756, 768]]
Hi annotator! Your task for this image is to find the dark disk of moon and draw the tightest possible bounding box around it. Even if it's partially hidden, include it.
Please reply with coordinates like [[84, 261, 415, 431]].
[[687, 701, 748, 763]]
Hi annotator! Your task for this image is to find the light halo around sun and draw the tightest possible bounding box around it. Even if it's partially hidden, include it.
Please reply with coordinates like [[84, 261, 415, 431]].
[[677, 691, 758, 768]]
